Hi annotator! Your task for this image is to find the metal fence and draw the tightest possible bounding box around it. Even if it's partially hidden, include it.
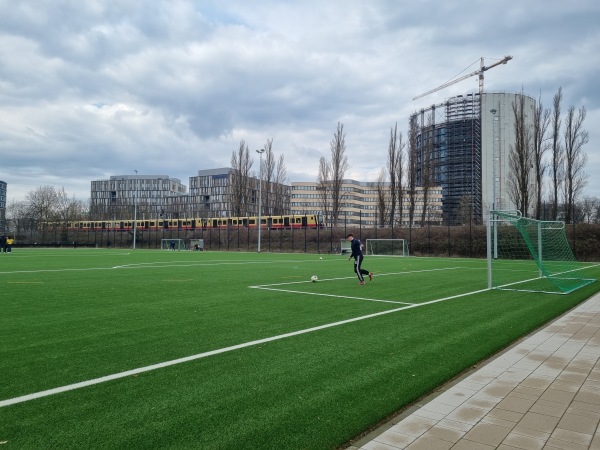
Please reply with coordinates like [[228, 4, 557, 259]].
[[13, 221, 600, 261]]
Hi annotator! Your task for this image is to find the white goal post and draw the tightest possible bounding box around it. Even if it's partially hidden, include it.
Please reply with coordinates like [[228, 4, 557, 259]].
[[161, 239, 185, 251], [340, 239, 352, 255], [365, 239, 409, 256]]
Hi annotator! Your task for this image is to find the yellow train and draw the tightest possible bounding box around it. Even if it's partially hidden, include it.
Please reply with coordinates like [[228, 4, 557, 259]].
[[42, 214, 322, 231]]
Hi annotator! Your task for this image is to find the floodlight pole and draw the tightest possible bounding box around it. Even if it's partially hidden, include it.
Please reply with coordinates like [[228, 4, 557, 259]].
[[256, 149, 265, 253], [133, 169, 138, 250], [486, 213, 492, 289], [490, 109, 498, 259]]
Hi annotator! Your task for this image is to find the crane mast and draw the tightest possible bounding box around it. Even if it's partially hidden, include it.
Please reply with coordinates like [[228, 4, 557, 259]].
[[412, 55, 512, 101]]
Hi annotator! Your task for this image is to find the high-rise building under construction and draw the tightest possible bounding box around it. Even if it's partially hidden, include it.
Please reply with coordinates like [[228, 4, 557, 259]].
[[410, 91, 536, 225]]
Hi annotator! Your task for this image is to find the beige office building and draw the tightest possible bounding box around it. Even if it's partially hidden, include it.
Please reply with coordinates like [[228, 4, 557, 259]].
[[291, 180, 443, 227]]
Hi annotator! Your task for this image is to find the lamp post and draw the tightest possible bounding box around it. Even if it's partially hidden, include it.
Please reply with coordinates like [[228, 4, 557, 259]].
[[490, 109, 498, 212], [256, 148, 265, 253], [133, 170, 138, 250], [490, 109, 498, 258]]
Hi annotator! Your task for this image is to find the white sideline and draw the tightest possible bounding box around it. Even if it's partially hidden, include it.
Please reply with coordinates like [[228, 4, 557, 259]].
[[0, 287, 489, 408]]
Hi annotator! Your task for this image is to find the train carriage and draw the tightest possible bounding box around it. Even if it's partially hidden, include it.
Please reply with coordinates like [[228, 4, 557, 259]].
[[41, 214, 322, 232]]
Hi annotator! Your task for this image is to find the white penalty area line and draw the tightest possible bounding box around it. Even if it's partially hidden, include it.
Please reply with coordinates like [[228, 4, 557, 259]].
[[0, 286, 490, 409], [248, 267, 468, 305], [250, 266, 467, 289], [252, 286, 414, 305]]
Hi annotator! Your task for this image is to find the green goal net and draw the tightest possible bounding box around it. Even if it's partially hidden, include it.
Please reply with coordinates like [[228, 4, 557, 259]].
[[487, 210, 595, 294]]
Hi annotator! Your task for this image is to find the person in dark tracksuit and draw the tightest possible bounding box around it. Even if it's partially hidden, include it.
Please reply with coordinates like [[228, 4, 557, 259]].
[[346, 233, 373, 285]]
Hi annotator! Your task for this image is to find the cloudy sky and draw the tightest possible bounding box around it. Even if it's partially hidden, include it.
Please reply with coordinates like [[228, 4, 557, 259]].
[[1, 0, 599, 205]]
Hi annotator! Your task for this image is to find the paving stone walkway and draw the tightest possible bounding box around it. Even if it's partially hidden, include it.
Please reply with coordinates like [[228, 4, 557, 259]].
[[352, 292, 600, 450]]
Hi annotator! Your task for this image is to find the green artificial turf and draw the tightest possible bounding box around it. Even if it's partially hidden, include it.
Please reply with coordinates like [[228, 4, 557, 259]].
[[0, 249, 598, 448]]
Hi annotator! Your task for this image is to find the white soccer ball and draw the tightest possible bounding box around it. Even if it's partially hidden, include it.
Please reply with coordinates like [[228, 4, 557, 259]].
[[319, 256, 323, 260], [311, 275, 318, 282]]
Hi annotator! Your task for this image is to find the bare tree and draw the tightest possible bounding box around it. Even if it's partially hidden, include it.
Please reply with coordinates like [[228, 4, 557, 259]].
[[329, 122, 349, 226], [230, 140, 253, 217], [419, 115, 436, 226], [580, 196, 600, 224], [375, 168, 388, 226], [563, 105, 589, 223], [532, 93, 551, 219], [273, 154, 288, 215], [6, 199, 32, 236], [386, 123, 405, 227], [262, 139, 275, 215], [457, 194, 473, 226], [55, 187, 88, 224], [26, 185, 60, 224], [317, 156, 331, 226], [550, 87, 564, 220], [507, 93, 534, 215], [396, 131, 405, 227], [407, 116, 419, 227]]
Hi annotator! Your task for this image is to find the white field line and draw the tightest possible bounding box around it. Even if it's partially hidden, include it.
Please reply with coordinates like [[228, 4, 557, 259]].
[[0, 286, 490, 408], [250, 267, 466, 288], [0, 267, 116, 275], [0, 258, 337, 275], [112, 260, 315, 269], [494, 263, 600, 292], [247, 267, 467, 305], [252, 287, 414, 305]]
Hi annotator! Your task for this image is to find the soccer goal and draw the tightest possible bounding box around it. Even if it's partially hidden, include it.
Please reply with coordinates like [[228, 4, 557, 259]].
[[487, 210, 595, 294], [340, 239, 352, 255], [365, 239, 409, 257], [161, 239, 185, 251], [189, 239, 204, 251]]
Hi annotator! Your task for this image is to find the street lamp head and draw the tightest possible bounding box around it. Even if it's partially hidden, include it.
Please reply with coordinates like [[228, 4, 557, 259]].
[[256, 148, 265, 155], [490, 109, 497, 114]]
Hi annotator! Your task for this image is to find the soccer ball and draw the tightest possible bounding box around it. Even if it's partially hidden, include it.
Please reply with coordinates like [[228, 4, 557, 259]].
[[319, 256, 323, 260], [311, 275, 318, 282]]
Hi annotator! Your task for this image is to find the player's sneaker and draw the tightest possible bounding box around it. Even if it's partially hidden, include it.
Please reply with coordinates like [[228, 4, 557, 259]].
[[359, 281, 365, 285], [369, 272, 373, 281]]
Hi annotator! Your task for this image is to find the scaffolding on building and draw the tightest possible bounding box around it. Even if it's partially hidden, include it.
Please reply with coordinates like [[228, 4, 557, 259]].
[[411, 93, 482, 225]]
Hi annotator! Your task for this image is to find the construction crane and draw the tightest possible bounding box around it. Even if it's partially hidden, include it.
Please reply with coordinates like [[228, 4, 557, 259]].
[[412, 55, 512, 101]]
